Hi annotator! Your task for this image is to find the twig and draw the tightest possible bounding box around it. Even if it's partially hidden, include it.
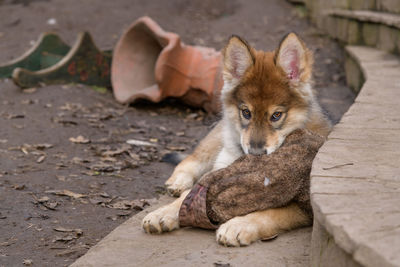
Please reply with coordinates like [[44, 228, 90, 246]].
[[323, 163, 354, 170]]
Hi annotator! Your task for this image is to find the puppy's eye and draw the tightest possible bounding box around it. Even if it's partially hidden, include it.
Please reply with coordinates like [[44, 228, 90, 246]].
[[242, 109, 251, 120], [270, 112, 282, 122]]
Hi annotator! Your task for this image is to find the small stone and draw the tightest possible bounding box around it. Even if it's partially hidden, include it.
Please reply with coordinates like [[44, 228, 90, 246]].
[[47, 18, 57, 25], [23, 259, 33, 266]]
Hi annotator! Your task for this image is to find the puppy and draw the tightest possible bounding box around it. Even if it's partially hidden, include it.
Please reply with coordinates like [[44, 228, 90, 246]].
[[142, 33, 331, 246]]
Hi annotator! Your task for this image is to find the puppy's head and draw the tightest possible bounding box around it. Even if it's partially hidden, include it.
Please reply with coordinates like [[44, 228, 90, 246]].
[[221, 33, 314, 155]]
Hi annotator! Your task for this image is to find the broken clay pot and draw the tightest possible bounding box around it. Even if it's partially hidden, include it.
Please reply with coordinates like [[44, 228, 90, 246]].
[[111, 16, 223, 113]]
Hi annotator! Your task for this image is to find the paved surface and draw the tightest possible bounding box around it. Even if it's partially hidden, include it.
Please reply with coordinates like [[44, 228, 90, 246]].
[[311, 46, 400, 267], [71, 195, 311, 267]]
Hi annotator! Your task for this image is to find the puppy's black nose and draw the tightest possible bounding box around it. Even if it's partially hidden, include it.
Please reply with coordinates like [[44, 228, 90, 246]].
[[249, 140, 266, 155], [249, 148, 267, 155]]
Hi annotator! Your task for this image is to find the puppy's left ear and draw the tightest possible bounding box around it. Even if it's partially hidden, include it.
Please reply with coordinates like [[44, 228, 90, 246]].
[[275, 33, 313, 85]]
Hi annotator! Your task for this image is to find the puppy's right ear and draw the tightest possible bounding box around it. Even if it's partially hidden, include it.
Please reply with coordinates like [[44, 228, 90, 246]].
[[222, 35, 254, 89]]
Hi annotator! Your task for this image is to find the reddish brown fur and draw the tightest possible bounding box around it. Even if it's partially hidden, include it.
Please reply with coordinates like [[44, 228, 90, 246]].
[[231, 50, 308, 114], [224, 47, 314, 154]]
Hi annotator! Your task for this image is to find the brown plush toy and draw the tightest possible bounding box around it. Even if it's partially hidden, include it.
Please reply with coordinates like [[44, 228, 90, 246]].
[[178, 129, 325, 229]]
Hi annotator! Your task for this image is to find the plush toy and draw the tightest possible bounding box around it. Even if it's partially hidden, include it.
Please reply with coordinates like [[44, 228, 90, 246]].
[[178, 129, 325, 229]]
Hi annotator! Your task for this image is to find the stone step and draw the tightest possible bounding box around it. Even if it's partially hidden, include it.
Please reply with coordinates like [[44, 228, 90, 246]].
[[376, 0, 400, 14], [310, 45, 400, 267], [321, 9, 400, 54], [347, 0, 400, 15], [327, 9, 400, 29], [305, 0, 400, 18], [71, 195, 312, 267]]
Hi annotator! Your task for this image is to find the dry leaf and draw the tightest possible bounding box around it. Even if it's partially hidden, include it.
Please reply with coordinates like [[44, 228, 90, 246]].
[[0, 241, 14, 246], [37, 196, 49, 202], [13, 124, 24, 129], [37, 155, 46, 163], [46, 189, 86, 199], [8, 143, 53, 155], [34, 143, 53, 150], [44, 202, 58, 210], [128, 152, 140, 161], [107, 199, 149, 210], [59, 102, 82, 111], [56, 162, 67, 168], [101, 144, 130, 157], [99, 192, 110, 198], [13, 184, 25, 190], [54, 227, 83, 236], [43, 201, 58, 210], [71, 157, 91, 164], [53, 234, 78, 243], [32, 195, 58, 210], [89, 196, 114, 205], [117, 211, 132, 217], [54, 118, 78, 126], [89, 163, 119, 172], [126, 139, 156, 147], [7, 113, 25, 119], [56, 175, 66, 181], [69, 135, 90, 144], [101, 157, 116, 162], [23, 88, 37, 94]]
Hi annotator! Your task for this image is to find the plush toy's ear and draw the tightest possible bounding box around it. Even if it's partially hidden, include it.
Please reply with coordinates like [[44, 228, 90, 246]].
[[275, 33, 313, 85], [222, 35, 254, 89]]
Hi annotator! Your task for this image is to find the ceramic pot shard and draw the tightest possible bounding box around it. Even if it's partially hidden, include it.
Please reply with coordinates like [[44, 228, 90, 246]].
[[111, 16, 223, 113]]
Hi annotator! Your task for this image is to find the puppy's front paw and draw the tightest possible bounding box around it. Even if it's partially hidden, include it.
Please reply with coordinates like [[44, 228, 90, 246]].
[[142, 206, 179, 234], [165, 172, 193, 197], [216, 217, 260, 247]]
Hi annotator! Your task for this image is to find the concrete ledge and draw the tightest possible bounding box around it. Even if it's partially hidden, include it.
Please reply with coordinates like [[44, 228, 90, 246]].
[[311, 220, 361, 267], [310, 45, 400, 267]]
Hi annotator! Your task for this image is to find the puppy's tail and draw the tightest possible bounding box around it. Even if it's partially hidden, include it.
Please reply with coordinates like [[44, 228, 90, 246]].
[[161, 152, 187, 166]]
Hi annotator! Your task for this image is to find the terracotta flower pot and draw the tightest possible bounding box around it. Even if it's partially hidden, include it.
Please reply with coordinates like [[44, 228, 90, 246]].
[[111, 16, 223, 113]]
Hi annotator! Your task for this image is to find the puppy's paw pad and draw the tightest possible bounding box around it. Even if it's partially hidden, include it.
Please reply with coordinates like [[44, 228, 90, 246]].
[[142, 212, 162, 234], [142, 208, 179, 234], [160, 216, 178, 232], [216, 218, 259, 247], [165, 176, 193, 197], [166, 184, 189, 197]]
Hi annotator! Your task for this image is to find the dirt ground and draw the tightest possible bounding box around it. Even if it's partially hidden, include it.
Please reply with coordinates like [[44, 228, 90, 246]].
[[0, 0, 355, 266]]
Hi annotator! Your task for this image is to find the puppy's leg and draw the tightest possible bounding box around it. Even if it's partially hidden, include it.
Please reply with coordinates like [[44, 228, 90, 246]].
[[142, 190, 189, 234], [212, 146, 241, 171], [165, 122, 223, 196], [216, 203, 311, 247]]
